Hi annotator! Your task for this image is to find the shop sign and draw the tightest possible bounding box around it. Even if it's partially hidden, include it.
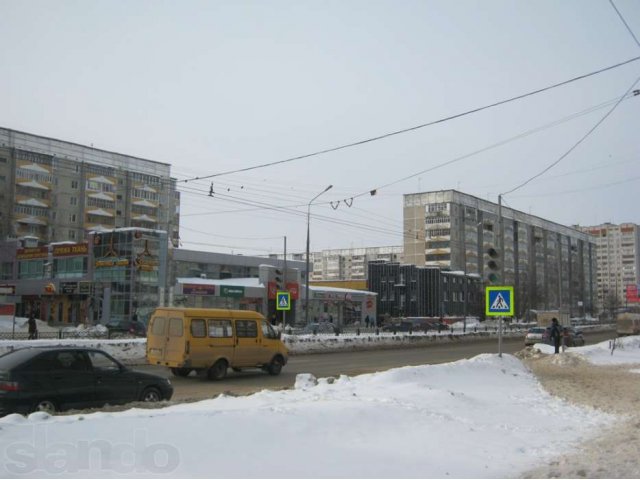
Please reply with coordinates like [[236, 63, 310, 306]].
[[286, 282, 299, 300], [16, 247, 48, 260], [221, 286, 245, 298], [183, 284, 216, 295], [78, 282, 93, 295], [0, 285, 16, 295], [53, 243, 88, 257], [60, 282, 78, 294], [0, 304, 16, 315], [96, 258, 129, 268]]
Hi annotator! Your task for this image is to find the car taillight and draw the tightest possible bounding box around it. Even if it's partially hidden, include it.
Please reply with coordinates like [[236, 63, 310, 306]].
[[0, 381, 19, 392]]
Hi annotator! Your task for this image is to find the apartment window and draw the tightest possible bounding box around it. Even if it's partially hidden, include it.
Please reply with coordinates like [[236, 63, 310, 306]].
[[0, 157, 6, 163], [69, 230, 76, 240], [69, 214, 76, 223], [71, 180, 79, 189], [70, 197, 77, 206]]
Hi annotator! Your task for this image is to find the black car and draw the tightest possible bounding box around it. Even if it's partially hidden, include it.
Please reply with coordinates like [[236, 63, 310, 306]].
[[382, 319, 447, 333], [301, 322, 339, 334], [106, 319, 147, 337], [0, 347, 173, 416]]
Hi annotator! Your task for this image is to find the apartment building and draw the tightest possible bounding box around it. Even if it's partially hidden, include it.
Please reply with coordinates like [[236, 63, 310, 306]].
[[0, 127, 180, 246], [403, 190, 597, 317], [307, 246, 403, 281], [578, 223, 640, 308]]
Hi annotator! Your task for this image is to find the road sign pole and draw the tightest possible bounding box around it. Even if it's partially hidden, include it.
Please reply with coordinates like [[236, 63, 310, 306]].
[[498, 316, 503, 358]]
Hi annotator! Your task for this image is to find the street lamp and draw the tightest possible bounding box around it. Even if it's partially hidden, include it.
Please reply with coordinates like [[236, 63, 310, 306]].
[[305, 184, 333, 325]]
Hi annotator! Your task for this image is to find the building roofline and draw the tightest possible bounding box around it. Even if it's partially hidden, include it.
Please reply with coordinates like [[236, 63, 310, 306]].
[[405, 189, 593, 240], [0, 126, 172, 168]]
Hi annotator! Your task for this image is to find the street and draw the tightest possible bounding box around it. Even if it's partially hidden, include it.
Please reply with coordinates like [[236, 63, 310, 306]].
[[137, 330, 615, 402]]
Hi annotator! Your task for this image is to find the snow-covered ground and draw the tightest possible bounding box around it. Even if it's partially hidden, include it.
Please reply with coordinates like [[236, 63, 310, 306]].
[[1, 336, 638, 478]]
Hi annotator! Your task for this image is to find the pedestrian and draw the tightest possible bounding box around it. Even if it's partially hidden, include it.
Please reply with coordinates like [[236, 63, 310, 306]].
[[549, 318, 561, 354], [365, 315, 370, 328], [28, 312, 38, 340]]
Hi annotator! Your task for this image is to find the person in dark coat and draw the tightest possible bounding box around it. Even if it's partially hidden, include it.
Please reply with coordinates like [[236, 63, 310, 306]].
[[549, 318, 561, 354], [28, 312, 38, 340]]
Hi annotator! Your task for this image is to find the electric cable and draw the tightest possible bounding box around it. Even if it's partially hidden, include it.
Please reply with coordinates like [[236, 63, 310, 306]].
[[179, 56, 640, 182]]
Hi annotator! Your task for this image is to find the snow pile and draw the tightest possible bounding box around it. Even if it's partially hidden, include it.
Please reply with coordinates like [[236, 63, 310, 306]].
[[0, 354, 617, 478], [534, 335, 640, 366]]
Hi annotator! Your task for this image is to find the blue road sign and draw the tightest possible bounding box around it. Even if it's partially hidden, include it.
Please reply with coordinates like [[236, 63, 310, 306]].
[[276, 291, 291, 311], [485, 286, 514, 317]]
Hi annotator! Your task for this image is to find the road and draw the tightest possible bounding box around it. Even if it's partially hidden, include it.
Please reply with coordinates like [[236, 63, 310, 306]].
[[138, 330, 615, 402]]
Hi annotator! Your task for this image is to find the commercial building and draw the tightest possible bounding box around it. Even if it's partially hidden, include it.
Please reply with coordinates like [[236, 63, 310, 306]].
[[0, 228, 167, 325], [368, 261, 482, 319], [403, 190, 597, 317], [0, 127, 180, 247], [577, 223, 640, 308]]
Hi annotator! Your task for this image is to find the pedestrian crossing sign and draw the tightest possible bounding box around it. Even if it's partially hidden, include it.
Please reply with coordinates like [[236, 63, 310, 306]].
[[276, 291, 291, 311], [485, 286, 514, 317]]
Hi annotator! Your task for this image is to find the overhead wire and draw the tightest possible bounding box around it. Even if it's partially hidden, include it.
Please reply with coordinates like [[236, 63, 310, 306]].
[[501, 75, 640, 196], [609, 0, 640, 48], [179, 56, 640, 183]]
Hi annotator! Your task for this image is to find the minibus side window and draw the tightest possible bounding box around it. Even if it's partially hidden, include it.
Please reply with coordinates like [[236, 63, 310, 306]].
[[208, 319, 232, 338], [151, 317, 167, 336], [191, 319, 206, 338], [168, 318, 184, 337], [236, 320, 258, 338], [261, 320, 277, 339]]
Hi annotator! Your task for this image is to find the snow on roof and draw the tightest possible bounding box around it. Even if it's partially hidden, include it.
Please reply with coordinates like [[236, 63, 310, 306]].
[[177, 277, 264, 287], [309, 284, 377, 295]]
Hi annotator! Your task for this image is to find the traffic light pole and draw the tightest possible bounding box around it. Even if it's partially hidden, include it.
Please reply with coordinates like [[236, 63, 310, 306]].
[[283, 236, 287, 329], [498, 194, 503, 358]]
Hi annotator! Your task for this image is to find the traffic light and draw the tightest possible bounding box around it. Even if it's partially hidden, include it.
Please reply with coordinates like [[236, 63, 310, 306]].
[[274, 269, 283, 291], [486, 247, 499, 284]]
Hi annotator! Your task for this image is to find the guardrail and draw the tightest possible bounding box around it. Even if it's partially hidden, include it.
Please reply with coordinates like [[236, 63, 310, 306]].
[[0, 330, 131, 341]]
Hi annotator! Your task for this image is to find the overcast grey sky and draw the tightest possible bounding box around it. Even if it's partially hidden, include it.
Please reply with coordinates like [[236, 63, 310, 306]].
[[1, 0, 639, 256]]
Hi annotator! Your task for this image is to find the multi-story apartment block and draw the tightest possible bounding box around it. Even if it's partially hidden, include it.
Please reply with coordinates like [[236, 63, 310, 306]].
[[307, 246, 403, 282], [578, 223, 640, 309], [403, 190, 597, 317], [0, 127, 180, 246]]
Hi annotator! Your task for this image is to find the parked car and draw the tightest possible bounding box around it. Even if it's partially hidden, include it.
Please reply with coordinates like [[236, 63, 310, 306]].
[[382, 319, 447, 333], [106, 319, 147, 337], [561, 327, 585, 347], [524, 327, 549, 346], [0, 347, 173, 416], [382, 321, 413, 332], [301, 322, 338, 334]]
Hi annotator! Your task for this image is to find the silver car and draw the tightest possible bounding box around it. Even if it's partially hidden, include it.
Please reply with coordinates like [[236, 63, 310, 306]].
[[524, 327, 548, 346]]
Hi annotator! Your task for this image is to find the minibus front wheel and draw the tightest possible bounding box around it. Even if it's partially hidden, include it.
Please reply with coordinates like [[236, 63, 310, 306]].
[[267, 356, 284, 376], [207, 359, 228, 380]]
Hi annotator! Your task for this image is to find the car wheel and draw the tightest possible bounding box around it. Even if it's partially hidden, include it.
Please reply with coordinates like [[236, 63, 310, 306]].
[[33, 399, 57, 415], [140, 387, 162, 403], [207, 360, 228, 381], [170, 367, 191, 377], [267, 357, 283, 376]]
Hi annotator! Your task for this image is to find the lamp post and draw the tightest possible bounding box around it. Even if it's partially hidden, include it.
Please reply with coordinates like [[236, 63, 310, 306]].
[[305, 185, 333, 325]]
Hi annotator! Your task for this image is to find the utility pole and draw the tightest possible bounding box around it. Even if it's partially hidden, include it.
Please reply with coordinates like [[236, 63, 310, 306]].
[[498, 193, 504, 358], [283, 235, 287, 329]]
